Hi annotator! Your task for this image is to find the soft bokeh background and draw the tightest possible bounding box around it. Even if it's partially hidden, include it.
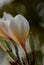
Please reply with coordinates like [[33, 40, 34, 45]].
[[0, 0, 44, 65]]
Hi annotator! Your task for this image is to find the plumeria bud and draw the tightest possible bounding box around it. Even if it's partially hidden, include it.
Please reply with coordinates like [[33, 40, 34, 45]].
[[0, 12, 30, 51]]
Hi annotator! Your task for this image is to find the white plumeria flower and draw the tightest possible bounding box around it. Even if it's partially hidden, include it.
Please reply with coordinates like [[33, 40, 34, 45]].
[[0, 12, 30, 51]]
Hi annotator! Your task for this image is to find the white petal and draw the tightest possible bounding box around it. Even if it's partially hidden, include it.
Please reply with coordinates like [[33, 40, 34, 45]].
[[14, 14, 30, 43], [10, 19, 19, 37], [0, 12, 14, 38], [26, 37, 31, 53], [0, 50, 10, 65], [17, 44, 28, 65], [3, 12, 13, 20], [0, 12, 13, 29], [0, 19, 10, 35]]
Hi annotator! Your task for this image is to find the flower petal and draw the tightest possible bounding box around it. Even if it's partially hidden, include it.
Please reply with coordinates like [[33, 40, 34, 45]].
[[17, 44, 29, 65], [0, 28, 9, 38], [0, 49, 11, 65], [0, 19, 10, 35], [0, 12, 14, 37], [3, 12, 13, 20], [14, 14, 30, 43]]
